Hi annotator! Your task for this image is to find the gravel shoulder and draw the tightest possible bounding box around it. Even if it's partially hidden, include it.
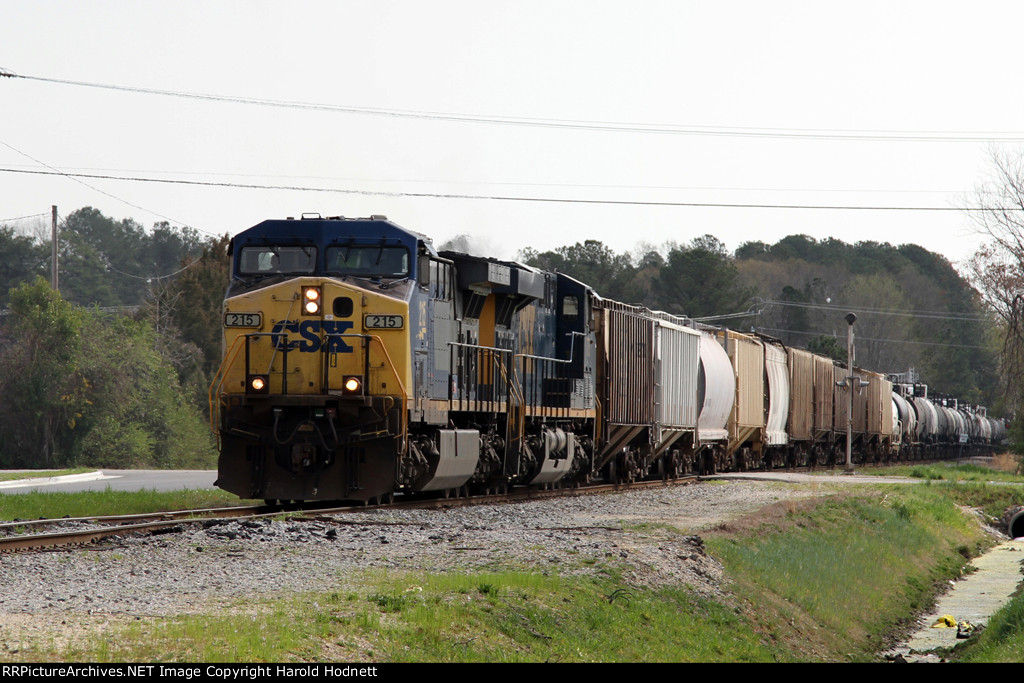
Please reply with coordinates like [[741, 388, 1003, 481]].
[[0, 478, 851, 654]]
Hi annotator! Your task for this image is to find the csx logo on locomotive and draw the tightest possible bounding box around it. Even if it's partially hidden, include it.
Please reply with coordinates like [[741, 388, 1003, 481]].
[[271, 320, 354, 352]]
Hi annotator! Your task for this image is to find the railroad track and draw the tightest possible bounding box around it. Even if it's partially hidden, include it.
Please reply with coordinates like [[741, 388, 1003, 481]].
[[0, 504, 276, 553], [0, 475, 700, 553], [3, 457, 961, 554]]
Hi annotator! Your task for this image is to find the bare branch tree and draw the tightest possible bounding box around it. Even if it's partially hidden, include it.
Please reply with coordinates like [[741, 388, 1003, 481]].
[[966, 147, 1024, 405]]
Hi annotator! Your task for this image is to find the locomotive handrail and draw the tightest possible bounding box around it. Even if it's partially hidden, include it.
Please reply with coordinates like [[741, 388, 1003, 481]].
[[512, 329, 585, 411], [514, 331, 586, 365], [322, 332, 410, 455], [208, 334, 249, 434], [320, 331, 410, 397], [446, 342, 513, 354], [209, 326, 410, 453], [447, 342, 513, 413], [208, 331, 294, 434], [366, 335, 410, 456]]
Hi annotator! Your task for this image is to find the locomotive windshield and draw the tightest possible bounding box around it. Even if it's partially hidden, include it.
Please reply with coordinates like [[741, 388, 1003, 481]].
[[325, 245, 409, 278], [239, 245, 317, 275]]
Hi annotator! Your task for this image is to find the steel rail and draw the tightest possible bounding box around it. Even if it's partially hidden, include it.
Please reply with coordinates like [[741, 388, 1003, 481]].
[[0, 453, 969, 553]]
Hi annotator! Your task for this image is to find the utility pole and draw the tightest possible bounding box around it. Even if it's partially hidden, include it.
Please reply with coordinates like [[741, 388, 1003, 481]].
[[50, 205, 58, 291], [845, 312, 857, 473]]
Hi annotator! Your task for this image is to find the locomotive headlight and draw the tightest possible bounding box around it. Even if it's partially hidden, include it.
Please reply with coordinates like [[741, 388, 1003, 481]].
[[302, 287, 321, 315], [247, 374, 269, 394], [342, 376, 363, 395]]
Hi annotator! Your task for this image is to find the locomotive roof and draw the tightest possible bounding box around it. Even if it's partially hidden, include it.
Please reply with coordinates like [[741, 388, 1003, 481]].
[[232, 215, 437, 256]]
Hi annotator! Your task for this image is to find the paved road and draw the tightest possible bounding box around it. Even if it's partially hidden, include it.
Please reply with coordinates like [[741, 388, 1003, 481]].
[[0, 469, 218, 493]]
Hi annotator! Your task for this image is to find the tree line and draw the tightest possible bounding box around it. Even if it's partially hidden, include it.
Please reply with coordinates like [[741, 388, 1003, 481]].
[[0, 207, 228, 469], [509, 233, 1000, 410]]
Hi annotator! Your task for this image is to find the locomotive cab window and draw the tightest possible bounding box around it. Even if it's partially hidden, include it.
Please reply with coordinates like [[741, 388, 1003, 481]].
[[429, 260, 452, 301], [326, 246, 409, 278], [561, 295, 579, 320], [239, 246, 317, 275]]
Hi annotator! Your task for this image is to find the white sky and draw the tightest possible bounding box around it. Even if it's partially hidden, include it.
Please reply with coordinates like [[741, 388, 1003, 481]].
[[2, 1, 1021, 272]]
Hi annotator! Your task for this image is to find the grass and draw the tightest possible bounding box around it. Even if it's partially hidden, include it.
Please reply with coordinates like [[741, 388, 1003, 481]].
[[920, 480, 1024, 520], [856, 454, 1024, 485], [0, 468, 93, 482], [878, 462, 1024, 484], [0, 488, 254, 521], [12, 571, 790, 663], [704, 485, 989, 661], [6, 472, 1024, 662]]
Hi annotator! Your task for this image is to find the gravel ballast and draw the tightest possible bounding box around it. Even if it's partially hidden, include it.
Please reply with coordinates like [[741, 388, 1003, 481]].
[[0, 480, 822, 648]]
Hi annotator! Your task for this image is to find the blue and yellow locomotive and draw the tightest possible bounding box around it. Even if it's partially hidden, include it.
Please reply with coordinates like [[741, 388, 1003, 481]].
[[211, 215, 599, 503]]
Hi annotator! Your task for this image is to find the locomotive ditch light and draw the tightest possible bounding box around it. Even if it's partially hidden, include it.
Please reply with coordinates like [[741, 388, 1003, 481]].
[[247, 374, 270, 394], [302, 287, 321, 315], [342, 375, 363, 395]]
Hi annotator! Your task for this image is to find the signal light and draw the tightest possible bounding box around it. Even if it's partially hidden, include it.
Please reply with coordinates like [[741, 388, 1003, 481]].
[[302, 287, 321, 315], [247, 374, 269, 394], [342, 376, 363, 395]]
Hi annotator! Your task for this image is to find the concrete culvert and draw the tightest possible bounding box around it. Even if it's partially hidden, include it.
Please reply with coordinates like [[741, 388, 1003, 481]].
[[1002, 505, 1024, 539]]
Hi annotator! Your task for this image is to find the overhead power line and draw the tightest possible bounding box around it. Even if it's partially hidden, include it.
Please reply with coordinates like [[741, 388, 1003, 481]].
[[754, 325, 989, 350], [0, 212, 48, 223], [693, 308, 762, 322], [0, 141, 212, 284], [1, 166, 1018, 212], [760, 298, 992, 322], [0, 140, 219, 238], [6, 68, 1024, 142], [0, 163, 969, 196]]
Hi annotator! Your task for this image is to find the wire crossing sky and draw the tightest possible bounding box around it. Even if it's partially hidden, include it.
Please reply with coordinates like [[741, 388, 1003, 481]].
[[7, 67, 1024, 142], [1, 1, 1019, 266]]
